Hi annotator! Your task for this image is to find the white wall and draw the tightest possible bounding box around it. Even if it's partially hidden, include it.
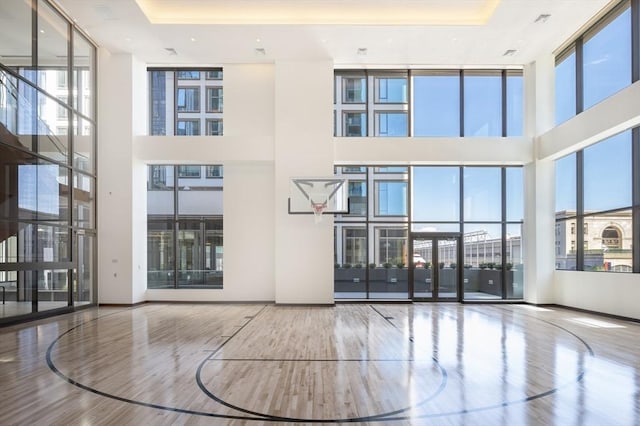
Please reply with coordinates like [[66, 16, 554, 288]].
[[273, 60, 335, 304], [97, 50, 135, 303], [555, 271, 640, 319]]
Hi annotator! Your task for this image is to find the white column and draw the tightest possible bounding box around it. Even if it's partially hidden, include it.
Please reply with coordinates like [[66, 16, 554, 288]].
[[523, 56, 556, 304], [273, 60, 335, 304], [97, 51, 147, 304]]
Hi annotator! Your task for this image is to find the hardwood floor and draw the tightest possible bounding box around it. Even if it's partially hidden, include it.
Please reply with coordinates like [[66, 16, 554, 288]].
[[0, 303, 638, 425]]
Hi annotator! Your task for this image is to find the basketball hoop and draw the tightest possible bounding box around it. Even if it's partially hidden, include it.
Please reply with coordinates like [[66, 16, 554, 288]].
[[288, 177, 349, 223], [311, 200, 328, 223]]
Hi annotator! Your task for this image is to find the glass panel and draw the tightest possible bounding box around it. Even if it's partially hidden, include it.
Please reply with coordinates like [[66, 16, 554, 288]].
[[147, 165, 175, 214], [0, 268, 24, 317], [412, 74, 460, 137], [374, 77, 408, 103], [342, 181, 366, 216], [37, 92, 70, 162], [342, 77, 366, 103], [177, 87, 200, 112], [555, 50, 576, 124], [583, 210, 632, 272], [584, 131, 632, 212], [204, 218, 223, 288], [375, 181, 407, 216], [374, 112, 407, 136], [0, 270, 35, 317], [343, 112, 366, 137], [506, 73, 523, 136], [74, 233, 94, 305], [412, 238, 433, 298], [150, 71, 167, 135], [8, 223, 68, 263], [17, 160, 69, 223], [555, 153, 576, 215], [463, 223, 502, 300], [339, 166, 366, 174], [73, 30, 94, 119], [583, 7, 631, 110], [206, 119, 223, 136], [375, 167, 407, 173], [555, 218, 576, 270], [506, 223, 523, 299], [176, 120, 200, 135], [178, 168, 223, 216], [411, 223, 460, 233], [464, 73, 502, 136], [176, 71, 200, 79], [178, 219, 204, 287], [0, 71, 20, 135], [370, 226, 408, 299], [74, 114, 94, 173], [438, 238, 458, 299], [0, 0, 32, 68], [16, 73, 38, 147], [37, 0, 69, 105], [38, 269, 68, 312], [206, 87, 223, 112], [206, 165, 223, 178], [206, 70, 223, 80], [73, 172, 94, 229], [412, 166, 460, 221], [506, 167, 523, 222], [147, 219, 174, 288], [177, 165, 201, 178], [464, 167, 501, 221], [334, 226, 366, 299]]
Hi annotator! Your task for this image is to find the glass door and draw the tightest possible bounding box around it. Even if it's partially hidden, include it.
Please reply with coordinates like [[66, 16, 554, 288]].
[[410, 234, 460, 301]]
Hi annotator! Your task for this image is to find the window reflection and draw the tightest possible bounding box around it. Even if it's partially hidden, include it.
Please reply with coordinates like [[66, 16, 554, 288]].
[[583, 6, 631, 110], [464, 73, 502, 137], [147, 165, 224, 288], [413, 73, 460, 137]]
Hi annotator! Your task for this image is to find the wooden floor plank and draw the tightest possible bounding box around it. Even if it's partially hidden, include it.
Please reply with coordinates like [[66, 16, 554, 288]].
[[0, 303, 638, 425]]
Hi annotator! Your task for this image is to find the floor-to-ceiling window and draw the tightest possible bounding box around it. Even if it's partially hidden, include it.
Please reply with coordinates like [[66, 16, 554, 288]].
[[334, 68, 523, 137], [555, 130, 635, 272], [149, 69, 223, 136], [554, 1, 632, 124], [334, 166, 523, 300], [147, 165, 223, 288], [0, 0, 97, 323]]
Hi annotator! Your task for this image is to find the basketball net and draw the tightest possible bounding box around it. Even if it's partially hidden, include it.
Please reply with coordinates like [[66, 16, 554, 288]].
[[310, 199, 328, 224]]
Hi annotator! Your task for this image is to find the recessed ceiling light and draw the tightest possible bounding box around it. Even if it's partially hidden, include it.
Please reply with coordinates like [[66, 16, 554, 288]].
[[39, 29, 45, 34], [190, 37, 196, 42], [534, 14, 551, 23], [255, 47, 266, 55], [503, 49, 517, 57], [256, 38, 261, 43], [357, 47, 367, 55]]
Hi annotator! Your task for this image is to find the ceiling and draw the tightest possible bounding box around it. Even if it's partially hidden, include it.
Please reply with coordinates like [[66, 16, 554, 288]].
[[3, 0, 619, 67]]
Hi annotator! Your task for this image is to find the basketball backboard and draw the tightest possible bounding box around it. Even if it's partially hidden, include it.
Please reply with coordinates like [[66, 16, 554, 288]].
[[288, 177, 348, 222]]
